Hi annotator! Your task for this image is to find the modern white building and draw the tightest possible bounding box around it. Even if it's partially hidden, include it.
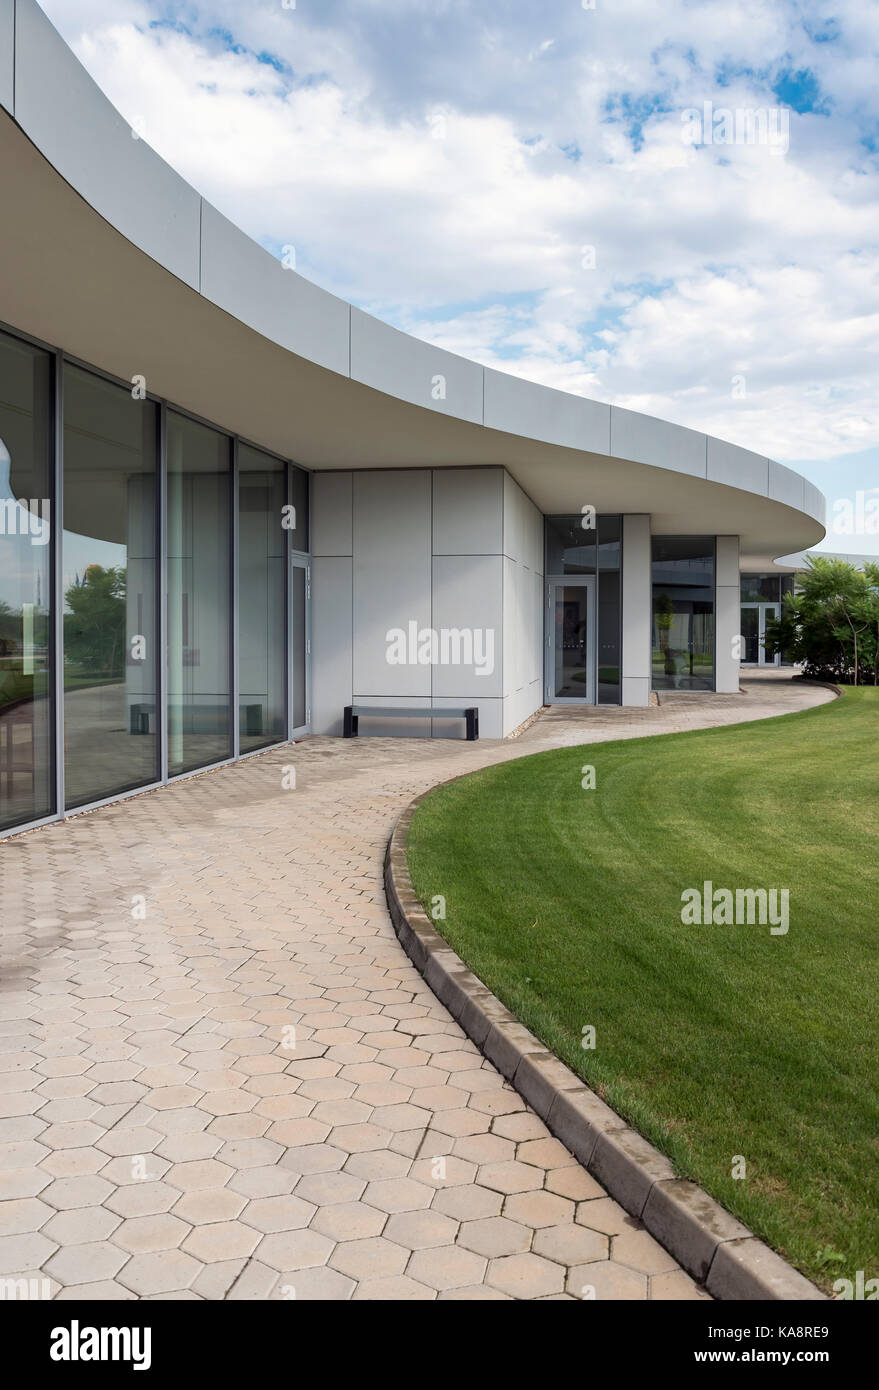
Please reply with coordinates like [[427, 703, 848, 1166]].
[[0, 0, 826, 837]]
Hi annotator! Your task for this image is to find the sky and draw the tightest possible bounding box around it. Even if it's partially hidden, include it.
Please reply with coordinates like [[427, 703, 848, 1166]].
[[40, 0, 879, 554]]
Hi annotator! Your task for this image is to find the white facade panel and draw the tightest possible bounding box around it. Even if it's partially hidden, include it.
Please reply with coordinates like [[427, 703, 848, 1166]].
[[707, 438, 769, 497], [716, 581, 742, 694], [621, 514, 651, 704], [0, 0, 13, 115], [432, 468, 503, 555], [611, 407, 707, 480], [312, 471, 353, 557], [353, 470, 432, 697], [431, 554, 503, 699], [350, 308, 484, 425], [15, 0, 201, 289], [485, 367, 611, 457], [200, 202, 350, 376]]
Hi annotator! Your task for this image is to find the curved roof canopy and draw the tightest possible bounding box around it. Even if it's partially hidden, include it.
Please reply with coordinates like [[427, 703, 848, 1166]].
[[0, 0, 826, 566]]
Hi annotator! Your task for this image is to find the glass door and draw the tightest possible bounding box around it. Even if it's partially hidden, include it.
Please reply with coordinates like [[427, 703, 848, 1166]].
[[740, 603, 780, 665], [546, 577, 595, 703], [290, 555, 309, 736]]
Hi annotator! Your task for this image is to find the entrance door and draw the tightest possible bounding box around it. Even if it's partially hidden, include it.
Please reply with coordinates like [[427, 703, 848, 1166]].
[[290, 557, 310, 735], [546, 577, 596, 703], [740, 603, 780, 666]]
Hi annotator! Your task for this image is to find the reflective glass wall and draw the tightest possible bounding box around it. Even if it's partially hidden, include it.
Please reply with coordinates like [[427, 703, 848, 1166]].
[[652, 537, 715, 691], [545, 514, 621, 704], [167, 412, 233, 777], [63, 366, 159, 806], [0, 323, 310, 836], [0, 334, 53, 832], [239, 444, 286, 753]]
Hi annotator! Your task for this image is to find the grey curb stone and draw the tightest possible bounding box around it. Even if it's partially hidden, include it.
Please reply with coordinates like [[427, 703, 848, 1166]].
[[707, 1238, 827, 1301], [589, 1125, 677, 1219], [383, 797, 826, 1302], [642, 1179, 752, 1284]]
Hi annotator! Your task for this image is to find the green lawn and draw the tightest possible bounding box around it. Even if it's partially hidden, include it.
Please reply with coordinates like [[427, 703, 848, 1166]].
[[407, 688, 879, 1292]]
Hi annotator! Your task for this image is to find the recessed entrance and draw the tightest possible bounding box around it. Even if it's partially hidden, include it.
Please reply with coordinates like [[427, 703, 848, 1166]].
[[546, 576, 596, 704], [741, 602, 780, 666]]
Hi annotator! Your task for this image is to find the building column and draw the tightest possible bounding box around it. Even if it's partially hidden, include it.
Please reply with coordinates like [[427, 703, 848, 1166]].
[[715, 535, 741, 693], [621, 514, 651, 706]]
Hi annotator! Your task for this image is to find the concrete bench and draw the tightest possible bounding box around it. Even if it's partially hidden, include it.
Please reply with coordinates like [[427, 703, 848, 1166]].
[[343, 705, 479, 740]]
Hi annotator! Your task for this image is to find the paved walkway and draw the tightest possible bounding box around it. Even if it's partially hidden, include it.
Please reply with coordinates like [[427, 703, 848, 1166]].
[[0, 673, 833, 1301]]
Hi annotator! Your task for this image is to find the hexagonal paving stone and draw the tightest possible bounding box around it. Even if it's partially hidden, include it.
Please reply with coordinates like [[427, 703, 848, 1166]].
[[118, 1249, 204, 1296], [239, 1195, 316, 1234], [311, 1200, 387, 1242], [0, 1197, 53, 1236], [45, 1241, 128, 1286], [477, 1161, 543, 1196], [406, 1245, 487, 1292], [533, 1224, 609, 1266], [41, 1175, 114, 1211], [182, 1221, 261, 1262], [328, 1236, 409, 1282], [382, 1209, 458, 1251], [566, 1259, 648, 1300], [255, 1228, 335, 1272], [104, 1182, 179, 1218], [112, 1214, 191, 1254], [294, 1171, 365, 1206], [362, 1178, 433, 1214], [432, 1185, 504, 1222], [487, 1252, 565, 1299], [611, 1226, 679, 1275], [504, 1190, 575, 1229], [458, 1216, 532, 1258], [351, 1275, 435, 1301], [165, 1160, 234, 1192]]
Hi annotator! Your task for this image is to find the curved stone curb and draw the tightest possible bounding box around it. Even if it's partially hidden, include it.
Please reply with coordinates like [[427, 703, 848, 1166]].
[[384, 791, 826, 1302]]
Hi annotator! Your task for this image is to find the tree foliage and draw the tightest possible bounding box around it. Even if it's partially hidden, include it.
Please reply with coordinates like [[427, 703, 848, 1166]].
[[64, 564, 126, 677], [764, 557, 879, 685]]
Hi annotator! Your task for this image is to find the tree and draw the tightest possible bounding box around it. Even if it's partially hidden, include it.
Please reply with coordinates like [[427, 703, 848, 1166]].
[[63, 565, 127, 678], [764, 557, 879, 685]]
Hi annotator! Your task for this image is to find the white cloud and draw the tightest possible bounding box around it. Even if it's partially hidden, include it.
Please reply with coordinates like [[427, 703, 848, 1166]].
[[39, 0, 879, 470]]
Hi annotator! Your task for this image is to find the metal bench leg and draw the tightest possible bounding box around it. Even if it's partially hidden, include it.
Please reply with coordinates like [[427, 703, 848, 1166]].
[[343, 706, 355, 737], [466, 707, 478, 740]]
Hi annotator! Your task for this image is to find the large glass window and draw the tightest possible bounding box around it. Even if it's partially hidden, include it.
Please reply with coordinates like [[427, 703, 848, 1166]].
[[652, 537, 715, 691], [62, 366, 159, 807], [167, 412, 232, 775], [0, 332, 53, 831], [238, 445, 286, 753]]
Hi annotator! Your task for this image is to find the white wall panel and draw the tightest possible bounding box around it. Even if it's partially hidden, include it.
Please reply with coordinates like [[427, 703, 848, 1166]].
[[353, 470, 431, 696], [432, 468, 503, 555], [312, 471, 352, 556], [621, 514, 651, 703]]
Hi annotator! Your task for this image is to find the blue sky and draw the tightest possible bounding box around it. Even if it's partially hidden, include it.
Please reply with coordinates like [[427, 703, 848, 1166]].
[[42, 0, 879, 553]]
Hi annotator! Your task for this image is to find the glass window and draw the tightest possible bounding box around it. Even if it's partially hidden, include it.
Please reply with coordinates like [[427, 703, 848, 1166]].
[[597, 516, 620, 704], [238, 445, 287, 753], [545, 514, 596, 574], [290, 465, 309, 553], [62, 366, 159, 807], [741, 573, 781, 602], [167, 412, 232, 775], [652, 538, 715, 691], [0, 332, 53, 831]]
